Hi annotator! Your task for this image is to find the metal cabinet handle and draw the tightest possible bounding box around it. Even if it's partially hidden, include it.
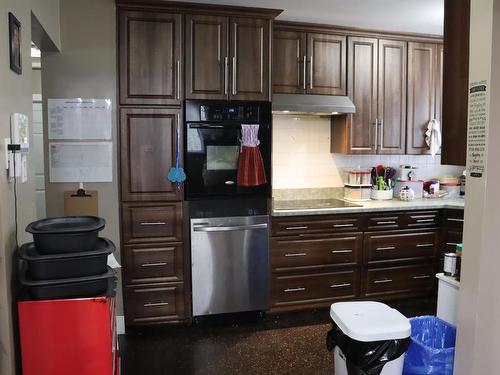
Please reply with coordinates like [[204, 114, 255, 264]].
[[193, 223, 268, 232], [330, 283, 351, 288], [303, 55, 307, 90], [141, 262, 168, 267], [224, 56, 229, 95], [374, 279, 393, 284], [416, 243, 434, 248], [416, 219, 435, 223], [379, 119, 384, 150], [373, 118, 378, 149], [333, 223, 354, 228], [285, 226, 308, 230], [284, 287, 306, 293], [412, 214, 436, 219], [285, 253, 307, 257], [232, 56, 237, 95], [144, 302, 169, 308], [446, 242, 459, 246], [412, 275, 431, 280], [176, 60, 181, 100], [447, 218, 464, 223], [309, 55, 313, 89], [331, 249, 353, 254], [376, 246, 396, 251], [376, 221, 396, 225], [140, 222, 166, 226]]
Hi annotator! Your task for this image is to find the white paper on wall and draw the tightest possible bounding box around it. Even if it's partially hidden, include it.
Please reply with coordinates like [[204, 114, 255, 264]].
[[48, 98, 112, 140], [49, 142, 113, 182]]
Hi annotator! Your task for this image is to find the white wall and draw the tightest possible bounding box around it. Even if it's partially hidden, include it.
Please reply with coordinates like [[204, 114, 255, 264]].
[[272, 115, 464, 189]]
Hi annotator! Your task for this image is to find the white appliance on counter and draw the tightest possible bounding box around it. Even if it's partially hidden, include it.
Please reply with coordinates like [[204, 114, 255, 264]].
[[436, 273, 460, 325]]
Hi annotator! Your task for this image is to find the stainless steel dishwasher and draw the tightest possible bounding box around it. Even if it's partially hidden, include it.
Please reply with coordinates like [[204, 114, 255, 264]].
[[191, 215, 269, 316]]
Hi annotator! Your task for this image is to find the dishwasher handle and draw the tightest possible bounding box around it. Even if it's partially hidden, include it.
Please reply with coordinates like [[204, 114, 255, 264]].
[[193, 223, 268, 232]]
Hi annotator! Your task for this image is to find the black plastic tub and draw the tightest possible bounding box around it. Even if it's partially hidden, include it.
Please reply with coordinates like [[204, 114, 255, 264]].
[[19, 238, 115, 280], [19, 267, 116, 300], [25, 216, 105, 254]]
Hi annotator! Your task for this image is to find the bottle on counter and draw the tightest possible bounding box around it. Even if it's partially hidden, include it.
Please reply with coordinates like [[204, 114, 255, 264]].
[[443, 252, 458, 278]]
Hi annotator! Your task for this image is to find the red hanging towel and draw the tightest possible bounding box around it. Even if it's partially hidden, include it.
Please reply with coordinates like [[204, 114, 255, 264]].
[[237, 124, 267, 187]]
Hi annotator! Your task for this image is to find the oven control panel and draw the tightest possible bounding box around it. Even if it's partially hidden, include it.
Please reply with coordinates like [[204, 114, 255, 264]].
[[199, 104, 260, 122]]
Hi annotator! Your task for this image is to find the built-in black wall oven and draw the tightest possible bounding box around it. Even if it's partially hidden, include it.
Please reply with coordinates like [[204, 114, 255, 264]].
[[184, 100, 271, 200]]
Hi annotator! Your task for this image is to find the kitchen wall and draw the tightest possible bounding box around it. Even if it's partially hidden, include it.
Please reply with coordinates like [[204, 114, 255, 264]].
[[272, 115, 465, 189], [41, 0, 123, 314], [0, 1, 60, 374]]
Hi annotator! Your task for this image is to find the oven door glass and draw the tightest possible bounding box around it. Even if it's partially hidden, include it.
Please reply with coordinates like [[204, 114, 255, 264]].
[[185, 123, 270, 198]]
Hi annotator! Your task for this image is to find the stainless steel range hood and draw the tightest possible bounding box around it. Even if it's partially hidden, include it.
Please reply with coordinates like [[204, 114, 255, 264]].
[[272, 93, 355, 115]]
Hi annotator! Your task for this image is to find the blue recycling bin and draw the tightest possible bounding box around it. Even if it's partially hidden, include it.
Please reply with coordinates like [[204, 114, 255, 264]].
[[403, 316, 456, 375]]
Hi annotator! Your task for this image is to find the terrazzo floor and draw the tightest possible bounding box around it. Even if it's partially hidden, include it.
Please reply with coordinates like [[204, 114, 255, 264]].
[[119, 299, 435, 375]]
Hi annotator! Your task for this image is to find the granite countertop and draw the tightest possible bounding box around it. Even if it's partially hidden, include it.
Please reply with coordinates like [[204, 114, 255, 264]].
[[272, 187, 465, 217]]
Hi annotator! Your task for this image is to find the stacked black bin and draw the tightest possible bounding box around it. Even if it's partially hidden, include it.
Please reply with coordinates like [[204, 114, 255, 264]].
[[19, 216, 116, 300]]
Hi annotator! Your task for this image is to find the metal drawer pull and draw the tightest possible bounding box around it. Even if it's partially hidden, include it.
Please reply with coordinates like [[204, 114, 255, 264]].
[[144, 302, 169, 308], [333, 223, 354, 228], [284, 287, 306, 293], [416, 219, 435, 223], [446, 242, 459, 246], [141, 262, 168, 267], [194, 223, 268, 232], [412, 275, 431, 280], [330, 283, 351, 288], [285, 226, 308, 230], [447, 218, 464, 222], [331, 249, 353, 254], [140, 222, 166, 226], [412, 215, 436, 219], [377, 221, 396, 225], [374, 279, 393, 284], [285, 253, 307, 257], [376, 246, 396, 251], [416, 243, 434, 248]]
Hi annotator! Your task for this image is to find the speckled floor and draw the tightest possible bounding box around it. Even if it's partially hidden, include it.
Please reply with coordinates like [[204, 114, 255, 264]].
[[119, 300, 435, 375]]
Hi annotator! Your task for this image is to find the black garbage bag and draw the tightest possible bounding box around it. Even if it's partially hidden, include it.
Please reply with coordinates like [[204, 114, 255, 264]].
[[327, 322, 410, 375]]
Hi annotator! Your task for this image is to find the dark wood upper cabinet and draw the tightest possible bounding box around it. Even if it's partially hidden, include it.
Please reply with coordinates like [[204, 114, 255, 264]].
[[345, 36, 378, 154], [441, 0, 470, 166], [120, 108, 183, 202], [378, 39, 407, 155], [185, 15, 228, 100], [307, 33, 346, 95], [229, 17, 271, 101], [119, 11, 183, 106], [272, 30, 306, 94], [406, 42, 439, 155]]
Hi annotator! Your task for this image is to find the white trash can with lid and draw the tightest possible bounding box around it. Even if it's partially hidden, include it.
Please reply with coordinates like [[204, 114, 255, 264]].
[[326, 301, 411, 375]]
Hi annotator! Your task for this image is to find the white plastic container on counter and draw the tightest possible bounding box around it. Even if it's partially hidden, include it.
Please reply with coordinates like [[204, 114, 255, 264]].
[[344, 185, 371, 201], [370, 189, 394, 200], [441, 182, 461, 198], [346, 168, 372, 185]]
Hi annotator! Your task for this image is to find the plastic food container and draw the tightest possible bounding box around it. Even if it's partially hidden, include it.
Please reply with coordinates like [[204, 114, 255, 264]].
[[441, 183, 461, 198], [19, 266, 116, 300], [346, 168, 372, 185], [344, 185, 371, 201], [370, 189, 394, 200], [19, 238, 115, 280], [26, 216, 106, 254]]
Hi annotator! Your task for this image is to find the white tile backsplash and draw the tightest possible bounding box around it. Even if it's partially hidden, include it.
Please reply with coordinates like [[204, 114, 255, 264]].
[[272, 115, 465, 189]]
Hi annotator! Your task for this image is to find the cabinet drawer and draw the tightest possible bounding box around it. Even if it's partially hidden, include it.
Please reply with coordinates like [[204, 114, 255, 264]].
[[124, 243, 183, 284], [442, 209, 464, 230], [122, 203, 183, 244], [125, 282, 185, 324], [271, 270, 359, 307], [366, 214, 401, 230], [270, 233, 363, 272], [364, 264, 435, 297], [403, 211, 440, 228], [364, 230, 438, 264], [271, 216, 364, 237]]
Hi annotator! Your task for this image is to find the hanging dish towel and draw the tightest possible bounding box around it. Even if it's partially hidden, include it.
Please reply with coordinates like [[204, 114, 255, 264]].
[[237, 124, 267, 187], [425, 119, 442, 157]]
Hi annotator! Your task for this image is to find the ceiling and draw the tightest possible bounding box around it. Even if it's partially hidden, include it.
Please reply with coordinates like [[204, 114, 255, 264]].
[[181, 0, 444, 35]]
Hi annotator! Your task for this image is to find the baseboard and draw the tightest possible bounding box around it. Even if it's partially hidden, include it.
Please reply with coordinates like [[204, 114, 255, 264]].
[[116, 315, 126, 335]]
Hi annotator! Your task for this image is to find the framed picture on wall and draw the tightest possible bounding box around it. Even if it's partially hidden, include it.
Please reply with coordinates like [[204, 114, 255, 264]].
[[9, 12, 22, 75]]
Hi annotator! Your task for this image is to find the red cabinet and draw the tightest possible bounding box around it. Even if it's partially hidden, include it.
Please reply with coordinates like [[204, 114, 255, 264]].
[[18, 297, 119, 375]]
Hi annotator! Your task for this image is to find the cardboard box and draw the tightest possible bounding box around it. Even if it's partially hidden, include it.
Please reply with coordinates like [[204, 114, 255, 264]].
[[64, 190, 98, 216]]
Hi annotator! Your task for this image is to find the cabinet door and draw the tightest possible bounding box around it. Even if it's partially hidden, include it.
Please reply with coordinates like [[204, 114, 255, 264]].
[[346, 37, 378, 154], [377, 39, 407, 155], [185, 15, 228, 100], [306, 33, 346, 95], [407, 42, 437, 155], [120, 108, 182, 201], [435, 44, 444, 124], [272, 30, 306, 94], [441, 0, 470, 166], [229, 17, 271, 101], [119, 11, 182, 105]]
